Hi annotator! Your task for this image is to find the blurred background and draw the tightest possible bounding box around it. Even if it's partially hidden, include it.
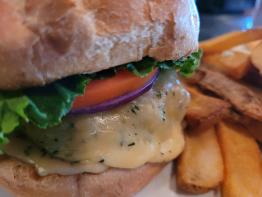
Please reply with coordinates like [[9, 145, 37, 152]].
[[196, 0, 262, 40]]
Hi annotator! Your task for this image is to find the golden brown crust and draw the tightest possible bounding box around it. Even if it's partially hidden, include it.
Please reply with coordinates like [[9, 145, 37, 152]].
[[0, 156, 166, 197], [0, 0, 199, 90]]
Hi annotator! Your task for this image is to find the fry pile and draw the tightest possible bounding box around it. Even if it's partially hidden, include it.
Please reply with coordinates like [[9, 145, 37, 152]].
[[175, 28, 262, 197]]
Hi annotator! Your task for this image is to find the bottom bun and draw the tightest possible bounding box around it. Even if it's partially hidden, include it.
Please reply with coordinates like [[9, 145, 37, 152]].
[[0, 156, 166, 197]]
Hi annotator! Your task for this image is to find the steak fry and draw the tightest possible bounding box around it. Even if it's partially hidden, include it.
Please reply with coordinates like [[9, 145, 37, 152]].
[[251, 41, 262, 75], [203, 51, 251, 80], [176, 126, 224, 194], [200, 28, 262, 54], [217, 122, 262, 197], [192, 68, 262, 121]]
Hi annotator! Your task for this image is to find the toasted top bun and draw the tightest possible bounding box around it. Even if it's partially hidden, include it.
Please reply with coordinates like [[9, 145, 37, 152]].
[[0, 0, 199, 90], [0, 156, 166, 197]]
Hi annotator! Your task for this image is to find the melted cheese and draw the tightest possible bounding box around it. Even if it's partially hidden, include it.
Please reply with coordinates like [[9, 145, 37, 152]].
[[4, 71, 190, 176], [5, 138, 108, 176]]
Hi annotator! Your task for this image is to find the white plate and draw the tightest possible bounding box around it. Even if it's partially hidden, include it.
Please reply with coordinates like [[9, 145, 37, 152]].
[[0, 163, 218, 197]]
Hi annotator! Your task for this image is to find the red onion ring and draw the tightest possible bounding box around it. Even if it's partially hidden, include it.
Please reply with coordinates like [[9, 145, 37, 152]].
[[69, 70, 159, 115]]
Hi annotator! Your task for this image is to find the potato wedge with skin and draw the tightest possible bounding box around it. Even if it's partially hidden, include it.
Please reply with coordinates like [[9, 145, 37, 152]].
[[244, 120, 262, 143], [192, 68, 262, 121], [203, 51, 251, 79], [176, 127, 224, 194], [251, 41, 262, 75], [200, 28, 262, 54], [217, 122, 262, 197], [185, 85, 230, 129], [244, 66, 262, 87]]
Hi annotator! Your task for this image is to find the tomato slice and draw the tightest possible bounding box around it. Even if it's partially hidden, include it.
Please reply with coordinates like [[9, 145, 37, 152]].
[[72, 69, 157, 110]]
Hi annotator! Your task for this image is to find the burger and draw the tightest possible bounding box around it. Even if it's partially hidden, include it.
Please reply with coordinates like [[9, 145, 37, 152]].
[[0, 0, 200, 196]]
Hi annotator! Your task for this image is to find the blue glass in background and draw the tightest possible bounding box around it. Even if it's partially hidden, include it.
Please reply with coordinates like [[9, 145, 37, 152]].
[[254, 2, 262, 26], [197, 0, 261, 40]]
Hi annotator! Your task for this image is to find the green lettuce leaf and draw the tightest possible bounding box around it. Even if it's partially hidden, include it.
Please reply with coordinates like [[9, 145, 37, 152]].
[[127, 50, 202, 77], [0, 75, 90, 149], [25, 75, 91, 128], [0, 95, 30, 145], [172, 50, 202, 77], [126, 57, 157, 77]]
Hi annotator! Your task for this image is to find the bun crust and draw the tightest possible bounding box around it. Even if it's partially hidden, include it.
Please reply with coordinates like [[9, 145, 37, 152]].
[[0, 0, 199, 90], [0, 156, 166, 197]]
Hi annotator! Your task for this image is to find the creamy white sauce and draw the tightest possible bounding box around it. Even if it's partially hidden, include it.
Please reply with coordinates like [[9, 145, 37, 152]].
[[4, 71, 190, 176]]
